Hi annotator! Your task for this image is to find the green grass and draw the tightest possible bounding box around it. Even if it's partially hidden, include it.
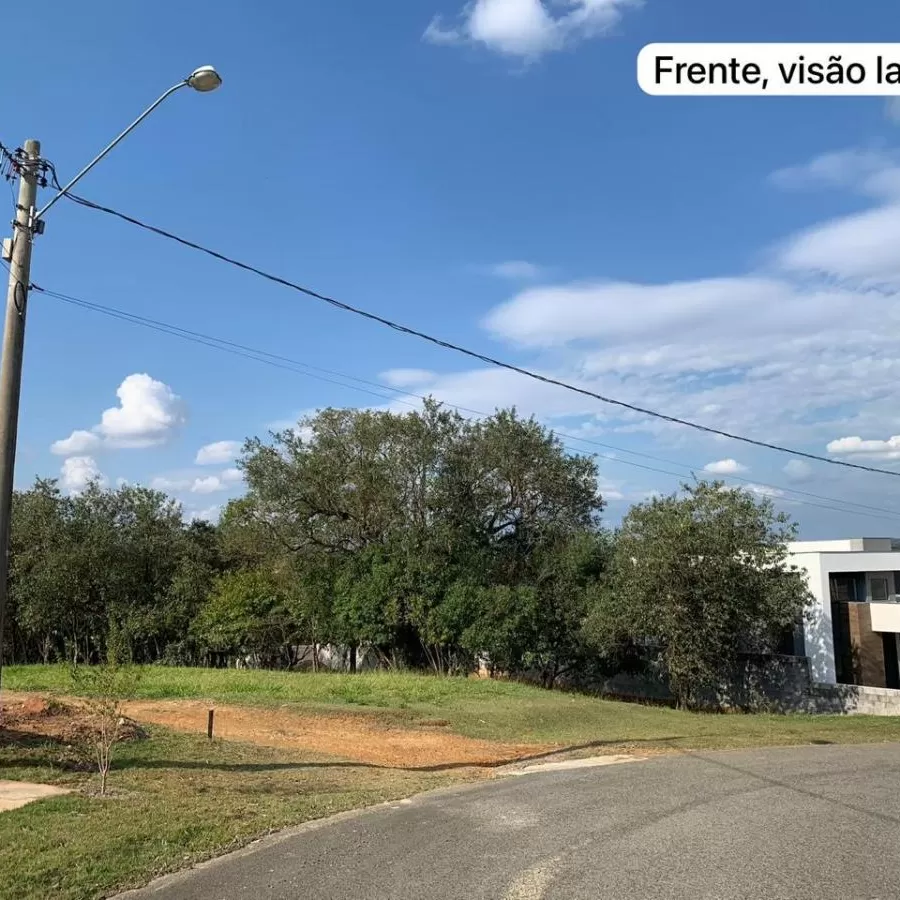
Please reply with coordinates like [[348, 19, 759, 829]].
[[7, 664, 900, 751], [0, 725, 464, 900]]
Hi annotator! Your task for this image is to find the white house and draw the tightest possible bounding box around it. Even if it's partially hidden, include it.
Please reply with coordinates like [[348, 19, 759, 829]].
[[788, 538, 900, 689]]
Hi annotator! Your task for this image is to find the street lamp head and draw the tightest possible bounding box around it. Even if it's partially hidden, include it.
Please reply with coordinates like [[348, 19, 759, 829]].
[[186, 66, 222, 93]]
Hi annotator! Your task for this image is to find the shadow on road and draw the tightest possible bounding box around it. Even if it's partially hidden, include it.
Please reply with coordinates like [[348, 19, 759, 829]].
[[685, 749, 900, 827]]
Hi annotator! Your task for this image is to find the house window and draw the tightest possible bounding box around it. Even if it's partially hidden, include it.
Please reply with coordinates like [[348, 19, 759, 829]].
[[830, 574, 861, 603], [868, 574, 890, 603]]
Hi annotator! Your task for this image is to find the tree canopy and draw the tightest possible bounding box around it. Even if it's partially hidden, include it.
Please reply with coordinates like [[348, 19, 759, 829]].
[[4, 403, 812, 708], [585, 481, 812, 707]]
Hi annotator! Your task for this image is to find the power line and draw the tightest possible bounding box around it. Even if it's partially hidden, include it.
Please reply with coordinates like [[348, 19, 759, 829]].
[[58, 191, 900, 480], [33, 283, 900, 525], [547, 434, 900, 520], [36, 283, 900, 522]]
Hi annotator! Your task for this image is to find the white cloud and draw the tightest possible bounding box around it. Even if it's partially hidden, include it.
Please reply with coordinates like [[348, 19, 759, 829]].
[[267, 408, 322, 433], [423, 18, 463, 45], [783, 459, 813, 483], [778, 204, 900, 284], [423, 0, 639, 59], [462, 142, 900, 455], [743, 483, 785, 499], [886, 98, 900, 123], [769, 148, 900, 198], [631, 489, 663, 503], [60, 456, 107, 494], [191, 476, 224, 495], [378, 231, 898, 466], [489, 260, 542, 279], [484, 276, 875, 352], [387, 364, 606, 421], [190, 469, 243, 495], [151, 476, 191, 492], [186, 505, 221, 524], [97, 374, 185, 448], [195, 440, 241, 466], [826, 435, 900, 460], [770, 146, 900, 285], [151, 466, 244, 497], [221, 467, 243, 485], [596, 476, 624, 501], [703, 458, 747, 475], [380, 369, 437, 389], [50, 429, 101, 456], [52, 374, 184, 455]]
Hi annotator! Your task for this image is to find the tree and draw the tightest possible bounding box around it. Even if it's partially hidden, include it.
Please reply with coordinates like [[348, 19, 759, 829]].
[[162, 520, 226, 664], [237, 403, 607, 674], [65, 483, 185, 663], [240, 407, 421, 556], [435, 409, 602, 566], [192, 569, 300, 668], [587, 480, 812, 708], [8, 480, 70, 663], [71, 656, 142, 796]]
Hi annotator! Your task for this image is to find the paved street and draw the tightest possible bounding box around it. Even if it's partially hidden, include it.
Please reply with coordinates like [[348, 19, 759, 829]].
[[122, 744, 900, 900]]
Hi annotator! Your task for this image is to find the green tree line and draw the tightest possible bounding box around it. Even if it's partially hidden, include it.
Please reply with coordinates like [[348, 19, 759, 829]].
[[5, 402, 811, 706]]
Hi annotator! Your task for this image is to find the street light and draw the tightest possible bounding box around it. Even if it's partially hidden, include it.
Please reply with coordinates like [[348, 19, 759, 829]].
[[37, 65, 222, 220], [187, 66, 223, 93], [0, 67, 222, 691]]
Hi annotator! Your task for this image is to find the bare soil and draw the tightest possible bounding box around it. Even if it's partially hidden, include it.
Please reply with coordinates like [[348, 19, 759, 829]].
[[1, 693, 92, 746], [123, 698, 550, 769], [0, 692, 550, 770], [0, 693, 146, 755]]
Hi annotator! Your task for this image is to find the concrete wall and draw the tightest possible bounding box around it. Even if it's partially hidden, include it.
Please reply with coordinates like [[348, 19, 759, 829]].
[[809, 683, 900, 715], [592, 654, 900, 715], [790, 552, 836, 683], [790, 539, 896, 553], [591, 654, 813, 713], [871, 603, 900, 633]]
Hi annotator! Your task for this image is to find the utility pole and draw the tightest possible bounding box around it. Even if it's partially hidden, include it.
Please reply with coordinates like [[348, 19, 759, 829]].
[[0, 139, 41, 693], [0, 69, 219, 698]]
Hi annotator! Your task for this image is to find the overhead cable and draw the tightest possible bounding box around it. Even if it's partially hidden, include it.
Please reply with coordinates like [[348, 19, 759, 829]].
[[56, 191, 900, 479], [34, 282, 900, 524]]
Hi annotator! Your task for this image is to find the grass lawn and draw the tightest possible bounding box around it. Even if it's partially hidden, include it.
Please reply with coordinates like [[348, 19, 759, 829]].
[[0, 724, 464, 900], [7, 664, 900, 751]]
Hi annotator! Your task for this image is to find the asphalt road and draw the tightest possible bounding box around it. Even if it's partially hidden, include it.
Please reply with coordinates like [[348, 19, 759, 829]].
[[122, 743, 900, 900]]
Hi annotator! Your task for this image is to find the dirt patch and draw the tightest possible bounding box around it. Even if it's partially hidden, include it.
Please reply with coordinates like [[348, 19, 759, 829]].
[[0, 693, 145, 755], [1, 694, 91, 746], [123, 699, 550, 770]]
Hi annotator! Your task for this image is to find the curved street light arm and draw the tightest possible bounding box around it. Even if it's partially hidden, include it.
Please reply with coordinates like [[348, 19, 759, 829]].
[[35, 79, 190, 221]]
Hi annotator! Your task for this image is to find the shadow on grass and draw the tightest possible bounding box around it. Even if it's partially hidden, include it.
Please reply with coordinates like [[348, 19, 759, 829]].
[[0, 726, 109, 774], [114, 735, 686, 775], [0, 727, 63, 750]]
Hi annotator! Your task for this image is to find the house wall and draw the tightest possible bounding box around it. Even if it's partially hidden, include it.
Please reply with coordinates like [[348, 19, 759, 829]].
[[788, 547, 900, 685], [790, 552, 835, 683], [871, 603, 900, 632]]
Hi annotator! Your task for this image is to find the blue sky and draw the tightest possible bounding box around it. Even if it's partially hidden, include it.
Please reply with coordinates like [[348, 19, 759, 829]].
[[4, 0, 900, 535]]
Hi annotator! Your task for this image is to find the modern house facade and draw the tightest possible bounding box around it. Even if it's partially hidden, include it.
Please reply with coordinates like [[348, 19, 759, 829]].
[[788, 539, 900, 690]]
